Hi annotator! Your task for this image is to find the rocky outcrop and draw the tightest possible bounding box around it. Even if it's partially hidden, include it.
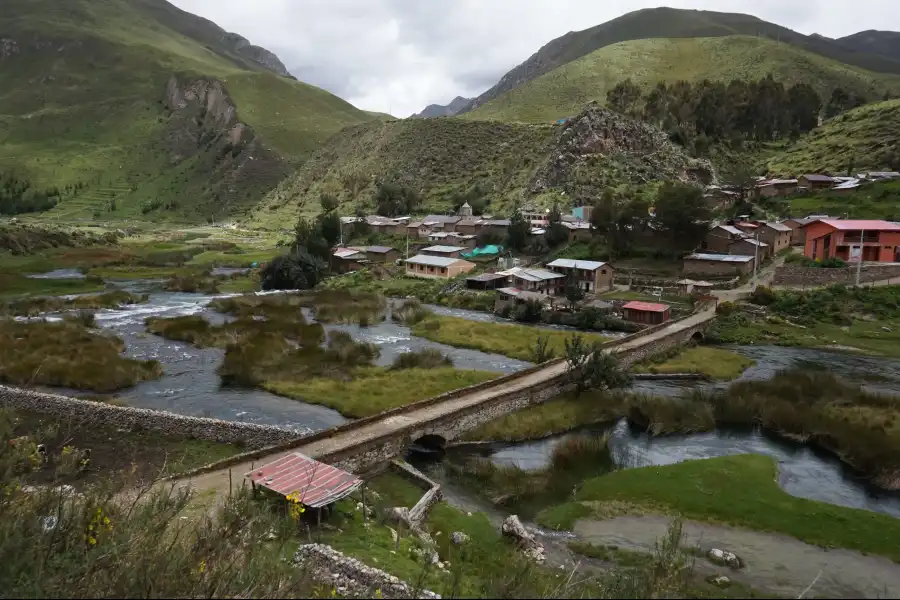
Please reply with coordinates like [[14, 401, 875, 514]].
[[413, 97, 474, 119], [531, 102, 714, 195], [501, 515, 546, 563], [293, 544, 440, 599], [221, 32, 291, 77]]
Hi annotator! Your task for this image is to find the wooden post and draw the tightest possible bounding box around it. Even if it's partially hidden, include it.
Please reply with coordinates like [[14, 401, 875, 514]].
[[361, 484, 368, 523]]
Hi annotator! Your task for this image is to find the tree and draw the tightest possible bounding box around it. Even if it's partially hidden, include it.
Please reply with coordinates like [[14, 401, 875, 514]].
[[319, 193, 339, 213], [564, 273, 585, 309], [564, 334, 631, 396], [512, 298, 543, 323], [825, 87, 851, 119], [722, 161, 759, 205], [544, 202, 570, 248], [317, 210, 341, 246], [530, 334, 556, 363], [260, 249, 327, 291], [787, 83, 821, 135], [505, 206, 530, 252], [374, 182, 420, 217], [293, 217, 330, 260], [653, 183, 711, 251], [607, 79, 642, 116], [352, 206, 371, 238]]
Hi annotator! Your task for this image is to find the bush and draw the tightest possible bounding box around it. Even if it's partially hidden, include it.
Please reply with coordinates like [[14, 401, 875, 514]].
[[512, 298, 543, 323], [390, 349, 453, 370], [715, 301, 738, 315], [748, 285, 776, 306]]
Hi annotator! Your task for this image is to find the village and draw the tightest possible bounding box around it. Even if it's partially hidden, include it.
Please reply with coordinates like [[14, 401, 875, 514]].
[[326, 169, 900, 329]]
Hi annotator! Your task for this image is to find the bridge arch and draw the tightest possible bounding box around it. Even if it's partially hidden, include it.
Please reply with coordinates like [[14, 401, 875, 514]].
[[408, 434, 447, 459], [691, 331, 705, 342]]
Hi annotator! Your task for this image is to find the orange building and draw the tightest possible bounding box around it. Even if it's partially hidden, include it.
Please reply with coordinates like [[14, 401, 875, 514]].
[[803, 219, 900, 263]]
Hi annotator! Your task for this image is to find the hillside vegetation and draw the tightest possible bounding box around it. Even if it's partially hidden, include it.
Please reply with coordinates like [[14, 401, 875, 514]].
[[463, 36, 900, 124], [0, 0, 370, 222], [248, 104, 712, 229], [461, 7, 900, 114], [765, 99, 900, 175]]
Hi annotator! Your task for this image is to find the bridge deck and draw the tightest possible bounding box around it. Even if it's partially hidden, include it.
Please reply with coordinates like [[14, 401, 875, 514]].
[[172, 308, 714, 496]]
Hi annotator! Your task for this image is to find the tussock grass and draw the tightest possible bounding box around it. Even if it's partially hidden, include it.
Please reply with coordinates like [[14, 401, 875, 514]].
[[0, 319, 161, 392], [392, 297, 432, 325], [2, 290, 147, 317], [0, 273, 105, 301], [390, 349, 454, 370], [632, 346, 755, 380], [163, 275, 220, 294]]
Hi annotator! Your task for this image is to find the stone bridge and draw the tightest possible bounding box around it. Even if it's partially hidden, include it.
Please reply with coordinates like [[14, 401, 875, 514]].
[[174, 308, 714, 491]]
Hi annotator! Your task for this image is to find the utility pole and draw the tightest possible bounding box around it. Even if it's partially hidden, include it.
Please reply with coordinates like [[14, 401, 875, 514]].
[[855, 229, 864, 286], [405, 225, 409, 259], [752, 232, 759, 290]]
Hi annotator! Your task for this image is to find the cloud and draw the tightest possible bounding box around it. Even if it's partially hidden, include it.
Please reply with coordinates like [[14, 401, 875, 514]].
[[170, 0, 896, 117]]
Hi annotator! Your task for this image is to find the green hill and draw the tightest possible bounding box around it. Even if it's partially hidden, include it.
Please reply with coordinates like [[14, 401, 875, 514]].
[[247, 104, 712, 230], [462, 36, 900, 124], [460, 7, 900, 115], [765, 99, 900, 175], [0, 0, 371, 222]]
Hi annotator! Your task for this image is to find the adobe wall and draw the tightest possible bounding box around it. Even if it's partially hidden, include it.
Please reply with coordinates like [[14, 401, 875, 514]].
[[772, 264, 900, 287], [0, 386, 303, 449]]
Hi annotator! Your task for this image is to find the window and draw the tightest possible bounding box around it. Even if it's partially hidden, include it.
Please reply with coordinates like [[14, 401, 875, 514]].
[[440, 268, 447, 274], [601, 269, 607, 275]]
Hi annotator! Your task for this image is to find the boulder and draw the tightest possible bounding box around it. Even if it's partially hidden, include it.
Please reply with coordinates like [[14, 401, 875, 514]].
[[450, 531, 469, 546], [501, 515, 545, 562], [707, 548, 744, 569], [706, 574, 732, 589]]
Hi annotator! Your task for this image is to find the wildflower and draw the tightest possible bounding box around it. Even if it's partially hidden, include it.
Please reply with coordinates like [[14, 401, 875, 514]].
[[198, 560, 207, 574]]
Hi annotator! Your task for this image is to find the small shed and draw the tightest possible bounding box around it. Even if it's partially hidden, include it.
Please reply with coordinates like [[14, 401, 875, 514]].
[[466, 272, 507, 290], [246, 452, 363, 508], [621, 301, 671, 325]]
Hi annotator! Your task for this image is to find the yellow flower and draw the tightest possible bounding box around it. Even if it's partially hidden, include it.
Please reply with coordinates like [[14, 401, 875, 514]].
[[88, 536, 97, 546], [198, 560, 207, 574]]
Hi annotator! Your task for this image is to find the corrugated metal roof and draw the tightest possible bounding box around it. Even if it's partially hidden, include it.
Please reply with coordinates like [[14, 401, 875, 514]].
[[732, 238, 768, 247], [546, 259, 607, 270], [714, 225, 744, 236], [365, 246, 395, 254], [509, 268, 564, 282], [405, 254, 467, 267], [801, 174, 835, 182], [246, 453, 362, 508], [468, 272, 507, 282], [685, 253, 754, 263], [818, 219, 900, 231], [763, 222, 792, 232], [623, 301, 670, 313], [422, 245, 465, 253]]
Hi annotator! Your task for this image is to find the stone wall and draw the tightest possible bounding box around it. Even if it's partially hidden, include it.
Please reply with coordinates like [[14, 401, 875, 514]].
[[772, 264, 900, 287], [293, 544, 439, 599], [0, 386, 303, 449]]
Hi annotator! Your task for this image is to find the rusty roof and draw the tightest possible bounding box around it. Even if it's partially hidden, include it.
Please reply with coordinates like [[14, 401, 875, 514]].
[[622, 301, 670, 313], [246, 453, 362, 508]]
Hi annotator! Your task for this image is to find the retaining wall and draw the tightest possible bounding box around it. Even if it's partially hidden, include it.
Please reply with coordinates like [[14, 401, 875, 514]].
[[772, 264, 900, 287], [0, 386, 303, 449]]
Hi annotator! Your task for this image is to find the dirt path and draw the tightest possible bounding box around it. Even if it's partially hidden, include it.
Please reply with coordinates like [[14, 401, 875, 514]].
[[574, 516, 900, 598]]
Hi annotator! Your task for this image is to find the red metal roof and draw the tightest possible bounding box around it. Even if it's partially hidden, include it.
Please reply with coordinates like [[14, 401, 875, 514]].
[[622, 301, 670, 313], [818, 219, 900, 231], [246, 453, 362, 508]]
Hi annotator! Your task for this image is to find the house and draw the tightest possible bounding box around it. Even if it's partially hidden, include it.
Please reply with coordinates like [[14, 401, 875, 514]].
[[331, 247, 367, 273], [572, 206, 593, 222], [448, 233, 478, 249], [406, 221, 423, 239], [502, 267, 565, 295], [783, 216, 835, 246], [756, 179, 798, 198], [621, 301, 671, 325], [494, 287, 552, 312], [683, 253, 755, 277], [704, 225, 745, 253], [405, 254, 476, 279], [466, 272, 508, 291], [562, 221, 592, 242], [421, 215, 462, 232], [545, 259, 614, 293], [421, 245, 466, 259], [520, 207, 549, 227], [366, 216, 408, 235], [798, 174, 836, 190], [729, 237, 770, 260], [734, 221, 760, 235], [481, 219, 511, 234], [803, 219, 900, 263], [361, 246, 400, 263], [455, 219, 485, 236], [755, 222, 793, 255]]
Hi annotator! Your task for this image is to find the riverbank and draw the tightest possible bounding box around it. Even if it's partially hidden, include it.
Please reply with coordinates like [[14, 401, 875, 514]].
[[632, 346, 755, 380], [537, 454, 900, 562], [411, 314, 611, 361]]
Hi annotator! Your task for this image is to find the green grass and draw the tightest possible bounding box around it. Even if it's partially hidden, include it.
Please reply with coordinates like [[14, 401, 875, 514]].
[[411, 315, 611, 361], [217, 275, 259, 293], [780, 180, 900, 220], [1, 290, 146, 316], [632, 346, 755, 380], [0, 273, 105, 300], [264, 367, 498, 418], [0, 0, 370, 223], [463, 36, 900, 124], [600, 289, 691, 306], [766, 99, 900, 175], [536, 454, 900, 562]]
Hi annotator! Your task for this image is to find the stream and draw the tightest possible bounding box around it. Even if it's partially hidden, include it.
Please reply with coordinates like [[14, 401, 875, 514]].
[[24, 280, 900, 518]]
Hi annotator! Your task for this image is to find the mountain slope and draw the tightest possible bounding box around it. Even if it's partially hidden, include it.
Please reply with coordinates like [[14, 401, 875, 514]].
[[462, 36, 900, 124], [460, 7, 900, 114], [0, 0, 370, 221], [413, 96, 473, 118], [838, 31, 900, 62], [247, 104, 712, 230], [765, 99, 900, 175]]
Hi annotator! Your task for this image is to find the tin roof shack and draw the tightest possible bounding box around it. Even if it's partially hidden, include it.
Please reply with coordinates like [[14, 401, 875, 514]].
[[562, 221, 592, 242], [798, 174, 836, 191], [782, 216, 823, 246], [405, 254, 476, 279], [755, 179, 798, 198], [361, 246, 400, 263], [622, 301, 670, 326], [803, 219, 900, 263], [494, 287, 552, 313], [466, 272, 508, 290], [421, 245, 466, 259], [704, 224, 746, 253], [246, 452, 362, 513], [683, 253, 755, 277], [755, 222, 793, 255], [504, 267, 565, 296], [331, 247, 367, 273], [729, 237, 771, 261], [546, 259, 614, 293]]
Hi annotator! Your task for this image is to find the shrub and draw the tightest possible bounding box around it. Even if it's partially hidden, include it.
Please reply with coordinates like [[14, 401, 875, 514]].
[[715, 301, 737, 316], [390, 349, 453, 370], [748, 285, 776, 306]]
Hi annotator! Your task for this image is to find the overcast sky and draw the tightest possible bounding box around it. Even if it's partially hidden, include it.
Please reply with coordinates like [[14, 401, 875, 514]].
[[170, 0, 898, 117]]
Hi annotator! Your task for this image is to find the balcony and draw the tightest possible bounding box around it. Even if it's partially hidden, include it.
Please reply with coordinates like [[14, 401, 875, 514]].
[[839, 232, 880, 245]]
